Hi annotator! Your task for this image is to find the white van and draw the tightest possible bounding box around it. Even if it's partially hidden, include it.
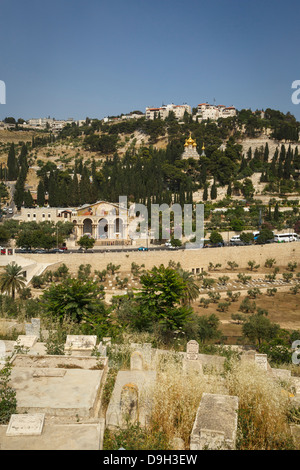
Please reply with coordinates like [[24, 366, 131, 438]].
[[230, 235, 240, 243], [274, 233, 298, 243]]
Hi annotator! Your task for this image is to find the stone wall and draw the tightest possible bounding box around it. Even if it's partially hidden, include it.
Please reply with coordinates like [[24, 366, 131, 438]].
[[18, 242, 300, 274]]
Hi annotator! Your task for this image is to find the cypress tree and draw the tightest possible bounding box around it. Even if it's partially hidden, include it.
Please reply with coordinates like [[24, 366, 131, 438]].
[[71, 173, 80, 206], [18, 143, 28, 169], [210, 181, 217, 200], [227, 181, 232, 197], [48, 171, 57, 207], [274, 202, 280, 221], [37, 180, 45, 206], [203, 184, 208, 201], [23, 190, 34, 208], [7, 143, 18, 180], [263, 143, 269, 163]]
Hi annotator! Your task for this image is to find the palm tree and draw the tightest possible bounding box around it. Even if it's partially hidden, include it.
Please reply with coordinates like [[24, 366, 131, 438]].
[[0, 262, 26, 299], [177, 268, 200, 305]]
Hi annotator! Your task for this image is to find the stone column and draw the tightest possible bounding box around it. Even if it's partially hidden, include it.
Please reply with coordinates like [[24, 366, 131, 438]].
[[92, 224, 98, 239], [77, 224, 84, 238]]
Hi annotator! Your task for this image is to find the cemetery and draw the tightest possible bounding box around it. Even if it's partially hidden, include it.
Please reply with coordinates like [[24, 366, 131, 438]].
[[1, 323, 300, 450]]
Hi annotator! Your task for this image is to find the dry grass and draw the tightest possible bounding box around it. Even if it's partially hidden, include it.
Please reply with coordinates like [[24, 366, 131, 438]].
[[225, 359, 294, 449], [147, 353, 295, 450], [150, 353, 226, 449]]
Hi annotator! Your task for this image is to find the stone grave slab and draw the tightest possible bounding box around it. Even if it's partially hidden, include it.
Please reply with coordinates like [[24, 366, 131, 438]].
[[190, 393, 239, 450], [6, 413, 45, 436], [11, 354, 108, 371], [10, 367, 105, 418], [272, 368, 292, 381], [15, 335, 38, 349], [32, 368, 66, 378], [106, 370, 156, 429], [0, 421, 104, 450]]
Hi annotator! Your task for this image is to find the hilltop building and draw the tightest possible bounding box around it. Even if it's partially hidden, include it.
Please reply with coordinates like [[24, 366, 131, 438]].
[[25, 117, 83, 131], [194, 103, 236, 121], [146, 103, 191, 121]]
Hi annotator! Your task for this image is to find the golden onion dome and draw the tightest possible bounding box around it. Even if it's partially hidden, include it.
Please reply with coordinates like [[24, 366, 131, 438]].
[[185, 133, 196, 147]]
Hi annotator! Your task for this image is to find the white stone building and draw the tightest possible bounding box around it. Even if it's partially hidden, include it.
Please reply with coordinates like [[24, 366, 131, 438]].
[[26, 117, 75, 130], [145, 103, 191, 121], [194, 103, 236, 121]]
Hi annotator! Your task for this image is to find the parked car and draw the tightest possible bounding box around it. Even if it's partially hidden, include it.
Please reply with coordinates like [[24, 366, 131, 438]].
[[230, 240, 246, 246], [138, 246, 148, 251], [49, 248, 65, 253]]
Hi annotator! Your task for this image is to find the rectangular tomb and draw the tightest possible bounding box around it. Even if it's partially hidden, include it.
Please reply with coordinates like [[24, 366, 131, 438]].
[[190, 393, 239, 450], [10, 367, 105, 418]]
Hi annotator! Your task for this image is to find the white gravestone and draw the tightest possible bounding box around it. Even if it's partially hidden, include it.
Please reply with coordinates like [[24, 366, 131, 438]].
[[65, 335, 97, 350], [25, 318, 41, 338], [255, 354, 268, 371], [102, 337, 112, 347], [6, 413, 45, 436], [187, 340, 199, 360], [130, 351, 144, 371], [98, 342, 107, 357]]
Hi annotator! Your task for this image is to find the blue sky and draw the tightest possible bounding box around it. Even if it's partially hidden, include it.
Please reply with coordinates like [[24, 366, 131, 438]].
[[0, 0, 300, 121]]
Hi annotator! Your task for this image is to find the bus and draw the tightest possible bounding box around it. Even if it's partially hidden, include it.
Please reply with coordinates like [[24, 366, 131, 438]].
[[273, 233, 299, 243]]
